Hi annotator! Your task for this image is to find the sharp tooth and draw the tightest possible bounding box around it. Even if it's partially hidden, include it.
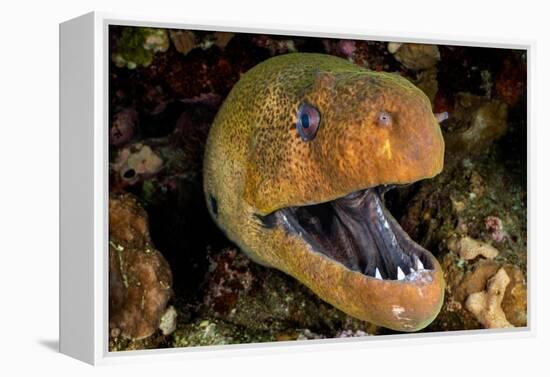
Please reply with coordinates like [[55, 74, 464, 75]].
[[375, 268, 383, 280], [397, 266, 405, 280], [417, 258, 425, 270]]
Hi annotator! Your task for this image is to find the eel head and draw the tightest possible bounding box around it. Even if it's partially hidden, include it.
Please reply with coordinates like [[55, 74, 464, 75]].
[[205, 54, 445, 331], [248, 68, 445, 331]]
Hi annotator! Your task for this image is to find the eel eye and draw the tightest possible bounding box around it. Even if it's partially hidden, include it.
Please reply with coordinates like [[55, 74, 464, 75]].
[[377, 111, 393, 127], [296, 103, 321, 141]]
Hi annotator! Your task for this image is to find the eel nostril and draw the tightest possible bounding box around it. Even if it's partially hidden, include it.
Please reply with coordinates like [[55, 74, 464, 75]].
[[377, 111, 393, 128], [434, 111, 449, 123]]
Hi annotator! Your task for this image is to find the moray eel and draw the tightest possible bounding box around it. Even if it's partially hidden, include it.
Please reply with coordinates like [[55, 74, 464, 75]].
[[203, 53, 445, 331]]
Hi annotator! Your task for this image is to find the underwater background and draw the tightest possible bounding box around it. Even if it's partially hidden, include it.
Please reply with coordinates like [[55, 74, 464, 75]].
[[107, 26, 527, 351]]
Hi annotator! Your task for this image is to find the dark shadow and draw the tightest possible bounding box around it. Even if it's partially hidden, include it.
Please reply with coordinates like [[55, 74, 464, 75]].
[[38, 339, 59, 352]]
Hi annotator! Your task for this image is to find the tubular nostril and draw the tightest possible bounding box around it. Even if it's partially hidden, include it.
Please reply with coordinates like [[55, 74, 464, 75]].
[[377, 111, 393, 128], [434, 111, 449, 124]]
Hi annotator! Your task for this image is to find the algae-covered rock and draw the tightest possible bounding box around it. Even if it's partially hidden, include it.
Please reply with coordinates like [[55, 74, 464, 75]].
[[389, 43, 440, 70], [169, 31, 234, 55], [500, 265, 528, 327], [413, 67, 439, 105], [172, 319, 274, 347], [109, 193, 173, 343], [112, 27, 169, 69], [445, 93, 509, 159], [201, 248, 378, 336], [169, 30, 197, 55]]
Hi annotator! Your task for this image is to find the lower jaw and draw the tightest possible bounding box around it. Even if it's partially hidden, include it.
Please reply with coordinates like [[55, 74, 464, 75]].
[[270, 222, 445, 331]]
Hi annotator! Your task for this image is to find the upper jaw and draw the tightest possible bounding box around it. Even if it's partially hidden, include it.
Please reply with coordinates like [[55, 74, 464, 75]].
[[258, 185, 436, 284]]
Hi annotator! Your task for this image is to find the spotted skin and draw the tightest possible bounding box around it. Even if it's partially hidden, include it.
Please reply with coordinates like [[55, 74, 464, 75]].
[[203, 53, 445, 331]]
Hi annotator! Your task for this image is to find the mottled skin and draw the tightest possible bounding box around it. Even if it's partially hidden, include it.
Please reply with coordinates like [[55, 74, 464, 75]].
[[204, 53, 445, 331]]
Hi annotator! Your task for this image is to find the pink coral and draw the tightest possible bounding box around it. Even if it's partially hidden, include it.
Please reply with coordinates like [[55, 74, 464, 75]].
[[338, 40, 357, 58], [485, 216, 507, 243]]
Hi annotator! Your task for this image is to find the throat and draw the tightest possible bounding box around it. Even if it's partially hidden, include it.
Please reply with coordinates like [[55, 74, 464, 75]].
[[330, 190, 415, 279]]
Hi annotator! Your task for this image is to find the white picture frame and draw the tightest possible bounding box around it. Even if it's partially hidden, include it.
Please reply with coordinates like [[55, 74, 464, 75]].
[[59, 11, 534, 365]]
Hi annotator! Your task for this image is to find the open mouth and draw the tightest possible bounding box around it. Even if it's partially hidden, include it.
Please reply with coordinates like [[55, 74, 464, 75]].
[[259, 186, 434, 282]]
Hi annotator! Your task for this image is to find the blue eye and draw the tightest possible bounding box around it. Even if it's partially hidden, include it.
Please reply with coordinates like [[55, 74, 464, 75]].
[[301, 113, 310, 128], [296, 103, 320, 141]]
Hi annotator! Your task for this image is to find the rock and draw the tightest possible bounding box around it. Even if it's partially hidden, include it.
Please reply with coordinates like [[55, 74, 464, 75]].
[[500, 265, 527, 327], [252, 35, 297, 56], [202, 248, 377, 335], [169, 30, 197, 55], [437, 257, 526, 330], [389, 43, 440, 70], [387, 42, 402, 54], [335, 329, 370, 338], [212, 32, 234, 49], [111, 27, 169, 69], [445, 93, 508, 158], [170, 31, 234, 55], [448, 236, 499, 260], [159, 306, 178, 335], [112, 143, 163, 185], [110, 108, 138, 147], [172, 319, 273, 347], [465, 268, 514, 329], [453, 260, 501, 303], [109, 193, 173, 341], [495, 54, 527, 106], [413, 67, 439, 104]]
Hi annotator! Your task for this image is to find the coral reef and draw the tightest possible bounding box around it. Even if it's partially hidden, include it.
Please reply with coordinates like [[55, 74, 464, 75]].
[[109, 193, 173, 342], [465, 268, 514, 329], [393, 144, 527, 331], [107, 26, 527, 350], [447, 236, 499, 261]]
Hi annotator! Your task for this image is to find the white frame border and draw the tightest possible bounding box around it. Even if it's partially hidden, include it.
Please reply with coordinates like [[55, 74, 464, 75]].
[[59, 11, 535, 365]]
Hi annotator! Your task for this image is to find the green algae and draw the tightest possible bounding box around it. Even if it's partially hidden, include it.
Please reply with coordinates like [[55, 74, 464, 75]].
[[172, 319, 274, 347], [111, 27, 169, 69]]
